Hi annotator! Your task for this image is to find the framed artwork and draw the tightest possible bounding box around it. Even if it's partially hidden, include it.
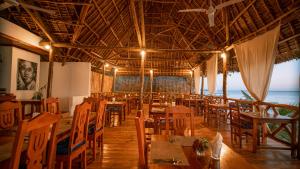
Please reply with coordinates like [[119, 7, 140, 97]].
[[17, 59, 37, 90]]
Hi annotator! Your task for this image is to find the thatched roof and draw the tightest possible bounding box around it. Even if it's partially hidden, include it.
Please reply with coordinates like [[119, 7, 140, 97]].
[[1, 0, 299, 75]]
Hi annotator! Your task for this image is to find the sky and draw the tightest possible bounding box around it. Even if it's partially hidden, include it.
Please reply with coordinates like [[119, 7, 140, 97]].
[[202, 59, 300, 91]]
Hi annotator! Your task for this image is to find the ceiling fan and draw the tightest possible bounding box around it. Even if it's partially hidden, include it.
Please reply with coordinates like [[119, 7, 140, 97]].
[[0, 0, 56, 15], [178, 0, 244, 27]]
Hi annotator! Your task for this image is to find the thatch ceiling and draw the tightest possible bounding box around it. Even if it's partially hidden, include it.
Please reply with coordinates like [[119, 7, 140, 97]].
[[1, 0, 299, 75]]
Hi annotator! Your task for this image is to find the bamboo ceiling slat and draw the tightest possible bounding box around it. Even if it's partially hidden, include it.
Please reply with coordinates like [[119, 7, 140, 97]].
[[0, 0, 299, 75]]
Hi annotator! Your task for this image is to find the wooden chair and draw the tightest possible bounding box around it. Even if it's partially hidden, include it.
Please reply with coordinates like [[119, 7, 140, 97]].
[[42, 97, 60, 114], [0, 101, 22, 134], [229, 100, 253, 148], [135, 110, 147, 169], [165, 105, 195, 136], [87, 100, 106, 160], [9, 112, 60, 169], [83, 97, 101, 113], [56, 102, 91, 169]]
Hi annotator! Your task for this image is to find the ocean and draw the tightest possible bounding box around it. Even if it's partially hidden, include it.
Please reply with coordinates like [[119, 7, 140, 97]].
[[206, 90, 299, 105]]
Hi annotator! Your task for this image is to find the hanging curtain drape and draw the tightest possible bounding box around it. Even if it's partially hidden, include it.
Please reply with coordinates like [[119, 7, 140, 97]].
[[193, 66, 201, 94], [234, 26, 280, 101], [207, 54, 218, 95]]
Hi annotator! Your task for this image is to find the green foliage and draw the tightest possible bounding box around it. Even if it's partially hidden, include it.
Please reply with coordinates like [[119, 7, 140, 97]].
[[241, 90, 253, 100]]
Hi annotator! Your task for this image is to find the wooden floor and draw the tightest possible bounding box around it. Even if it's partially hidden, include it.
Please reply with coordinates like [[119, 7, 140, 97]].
[[85, 105, 300, 169]]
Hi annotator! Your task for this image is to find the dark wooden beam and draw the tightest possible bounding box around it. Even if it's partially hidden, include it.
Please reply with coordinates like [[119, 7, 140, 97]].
[[50, 43, 222, 53]]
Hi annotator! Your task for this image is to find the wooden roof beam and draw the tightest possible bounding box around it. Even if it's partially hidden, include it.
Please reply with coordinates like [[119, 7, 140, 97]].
[[50, 42, 221, 53], [130, 0, 142, 47]]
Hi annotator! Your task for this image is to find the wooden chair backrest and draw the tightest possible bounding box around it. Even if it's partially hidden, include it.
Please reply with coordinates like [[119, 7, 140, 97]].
[[135, 111, 146, 167], [95, 100, 106, 131], [229, 101, 242, 129], [165, 105, 194, 136], [42, 97, 60, 114], [83, 97, 100, 113], [69, 102, 91, 151], [0, 101, 22, 130], [10, 112, 60, 169]]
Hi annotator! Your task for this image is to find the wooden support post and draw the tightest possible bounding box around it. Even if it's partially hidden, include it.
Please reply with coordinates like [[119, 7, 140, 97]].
[[150, 70, 153, 100], [222, 52, 228, 102], [101, 64, 106, 92], [46, 47, 54, 97], [200, 63, 206, 98], [190, 71, 194, 94], [139, 53, 145, 110], [112, 68, 117, 92]]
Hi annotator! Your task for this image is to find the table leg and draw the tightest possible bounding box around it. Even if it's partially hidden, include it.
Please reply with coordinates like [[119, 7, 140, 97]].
[[262, 123, 267, 144], [123, 105, 126, 121], [119, 108, 122, 125], [252, 119, 258, 153]]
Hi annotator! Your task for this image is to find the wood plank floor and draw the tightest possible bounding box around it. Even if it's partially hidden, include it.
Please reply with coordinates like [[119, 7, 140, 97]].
[[85, 105, 300, 169]]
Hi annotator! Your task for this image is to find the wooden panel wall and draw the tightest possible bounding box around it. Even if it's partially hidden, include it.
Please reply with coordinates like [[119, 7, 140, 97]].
[[115, 75, 193, 93], [90, 71, 113, 93]]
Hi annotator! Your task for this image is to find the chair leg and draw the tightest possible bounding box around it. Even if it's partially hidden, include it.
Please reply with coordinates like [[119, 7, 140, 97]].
[[93, 136, 97, 160], [67, 158, 72, 169], [82, 150, 87, 169]]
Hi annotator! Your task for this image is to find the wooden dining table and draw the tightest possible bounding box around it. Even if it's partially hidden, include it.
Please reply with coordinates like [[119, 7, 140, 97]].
[[150, 134, 257, 169], [105, 101, 126, 126], [0, 112, 97, 166], [240, 111, 298, 157], [13, 99, 42, 119]]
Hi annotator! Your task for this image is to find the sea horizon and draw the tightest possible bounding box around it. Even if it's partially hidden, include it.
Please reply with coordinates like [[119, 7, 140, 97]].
[[203, 90, 299, 105]]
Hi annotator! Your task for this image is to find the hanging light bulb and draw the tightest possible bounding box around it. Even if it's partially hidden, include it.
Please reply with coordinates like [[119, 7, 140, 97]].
[[221, 52, 226, 58], [44, 44, 51, 50], [150, 69, 153, 74], [105, 63, 109, 67], [140, 49, 146, 58]]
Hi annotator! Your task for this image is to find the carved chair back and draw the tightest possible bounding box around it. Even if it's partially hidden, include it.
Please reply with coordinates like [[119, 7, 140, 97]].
[[0, 101, 22, 130], [42, 97, 60, 114], [135, 111, 147, 168], [9, 112, 60, 169], [165, 105, 194, 136], [69, 102, 91, 151]]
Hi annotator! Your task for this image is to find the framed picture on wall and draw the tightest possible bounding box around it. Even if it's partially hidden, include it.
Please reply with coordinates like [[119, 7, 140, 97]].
[[17, 59, 37, 90]]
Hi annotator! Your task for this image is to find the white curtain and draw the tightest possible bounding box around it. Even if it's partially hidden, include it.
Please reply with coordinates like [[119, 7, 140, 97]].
[[234, 26, 280, 101], [207, 54, 218, 95], [193, 66, 201, 94]]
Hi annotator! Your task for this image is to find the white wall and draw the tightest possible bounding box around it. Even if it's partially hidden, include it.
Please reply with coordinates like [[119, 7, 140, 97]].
[[0, 46, 40, 99], [0, 18, 46, 50], [40, 62, 91, 113], [0, 46, 12, 92]]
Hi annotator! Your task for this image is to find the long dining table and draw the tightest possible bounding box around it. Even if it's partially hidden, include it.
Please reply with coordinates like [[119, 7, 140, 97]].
[[0, 112, 97, 167], [240, 111, 298, 157], [149, 133, 257, 169]]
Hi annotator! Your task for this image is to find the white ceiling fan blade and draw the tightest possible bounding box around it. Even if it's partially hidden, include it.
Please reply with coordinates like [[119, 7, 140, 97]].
[[20, 2, 56, 15], [178, 9, 207, 13], [215, 0, 244, 10], [208, 13, 215, 27]]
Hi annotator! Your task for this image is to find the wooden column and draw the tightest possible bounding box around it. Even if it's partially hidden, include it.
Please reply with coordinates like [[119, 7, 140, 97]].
[[46, 47, 54, 97], [200, 63, 206, 98], [101, 64, 105, 92], [222, 52, 228, 101], [112, 68, 117, 92], [139, 53, 145, 110], [222, 5, 229, 102], [150, 70, 153, 100], [190, 71, 194, 94]]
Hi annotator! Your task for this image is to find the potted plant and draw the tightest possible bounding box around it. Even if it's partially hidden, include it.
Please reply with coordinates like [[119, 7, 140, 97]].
[[32, 84, 46, 100], [193, 138, 209, 156]]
